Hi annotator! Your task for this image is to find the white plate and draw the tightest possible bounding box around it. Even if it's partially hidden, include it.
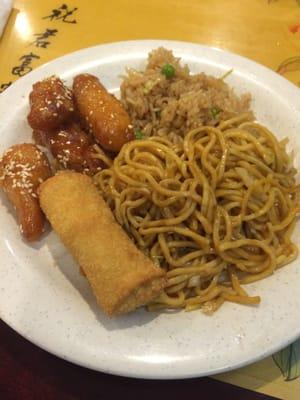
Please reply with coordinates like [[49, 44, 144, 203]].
[[1, 40, 300, 379]]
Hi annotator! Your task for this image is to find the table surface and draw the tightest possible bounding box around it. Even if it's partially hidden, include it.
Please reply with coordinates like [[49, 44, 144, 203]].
[[1, 1, 300, 399]]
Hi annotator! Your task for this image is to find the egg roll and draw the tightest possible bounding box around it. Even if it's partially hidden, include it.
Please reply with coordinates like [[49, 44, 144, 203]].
[[38, 171, 166, 316]]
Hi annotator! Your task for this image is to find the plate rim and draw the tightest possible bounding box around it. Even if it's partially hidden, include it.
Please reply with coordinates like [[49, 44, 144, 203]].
[[2, 39, 300, 101], [1, 39, 300, 379]]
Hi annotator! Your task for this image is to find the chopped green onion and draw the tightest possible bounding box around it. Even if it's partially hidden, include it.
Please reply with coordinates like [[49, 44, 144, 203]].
[[210, 106, 221, 119], [143, 79, 157, 94], [161, 64, 175, 79], [135, 129, 144, 140], [151, 255, 164, 266], [219, 68, 233, 81]]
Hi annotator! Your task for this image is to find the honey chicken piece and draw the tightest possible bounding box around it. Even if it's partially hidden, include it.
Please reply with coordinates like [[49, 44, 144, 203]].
[[0, 144, 52, 241], [27, 76, 74, 131], [73, 74, 134, 152]]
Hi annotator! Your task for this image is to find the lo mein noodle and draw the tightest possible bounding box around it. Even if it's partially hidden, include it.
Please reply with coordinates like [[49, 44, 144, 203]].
[[95, 114, 300, 313]]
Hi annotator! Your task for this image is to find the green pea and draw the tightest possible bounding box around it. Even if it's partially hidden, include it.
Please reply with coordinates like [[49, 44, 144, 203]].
[[135, 129, 144, 140], [161, 64, 175, 79]]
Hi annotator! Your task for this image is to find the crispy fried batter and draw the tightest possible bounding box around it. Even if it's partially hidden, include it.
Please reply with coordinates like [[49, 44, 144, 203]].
[[38, 171, 166, 315], [50, 123, 109, 175], [27, 76, 74, 131], [33, 123, 109, 175], [0, 144, 52, 241], [32, 129, 49, 147], [49, 123, 90, 171], [73, 74, 134, 152]]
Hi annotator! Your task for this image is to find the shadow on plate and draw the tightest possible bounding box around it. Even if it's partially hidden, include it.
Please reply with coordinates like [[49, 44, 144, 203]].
[[46, 231, 160, 330]]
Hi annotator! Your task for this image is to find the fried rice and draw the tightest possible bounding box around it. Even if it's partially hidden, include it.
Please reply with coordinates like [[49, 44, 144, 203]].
[[120, 47, 252, 142]]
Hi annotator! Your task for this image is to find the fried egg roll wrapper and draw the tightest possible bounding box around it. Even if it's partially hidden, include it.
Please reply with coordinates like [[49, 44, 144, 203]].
[[38, 171, 166, 316]]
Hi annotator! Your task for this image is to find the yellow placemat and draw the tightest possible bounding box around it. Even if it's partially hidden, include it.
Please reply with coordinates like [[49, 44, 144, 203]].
[[1, 0, 300, 91], [216, 356, 300, 400], [1, 1, 300, 398]]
